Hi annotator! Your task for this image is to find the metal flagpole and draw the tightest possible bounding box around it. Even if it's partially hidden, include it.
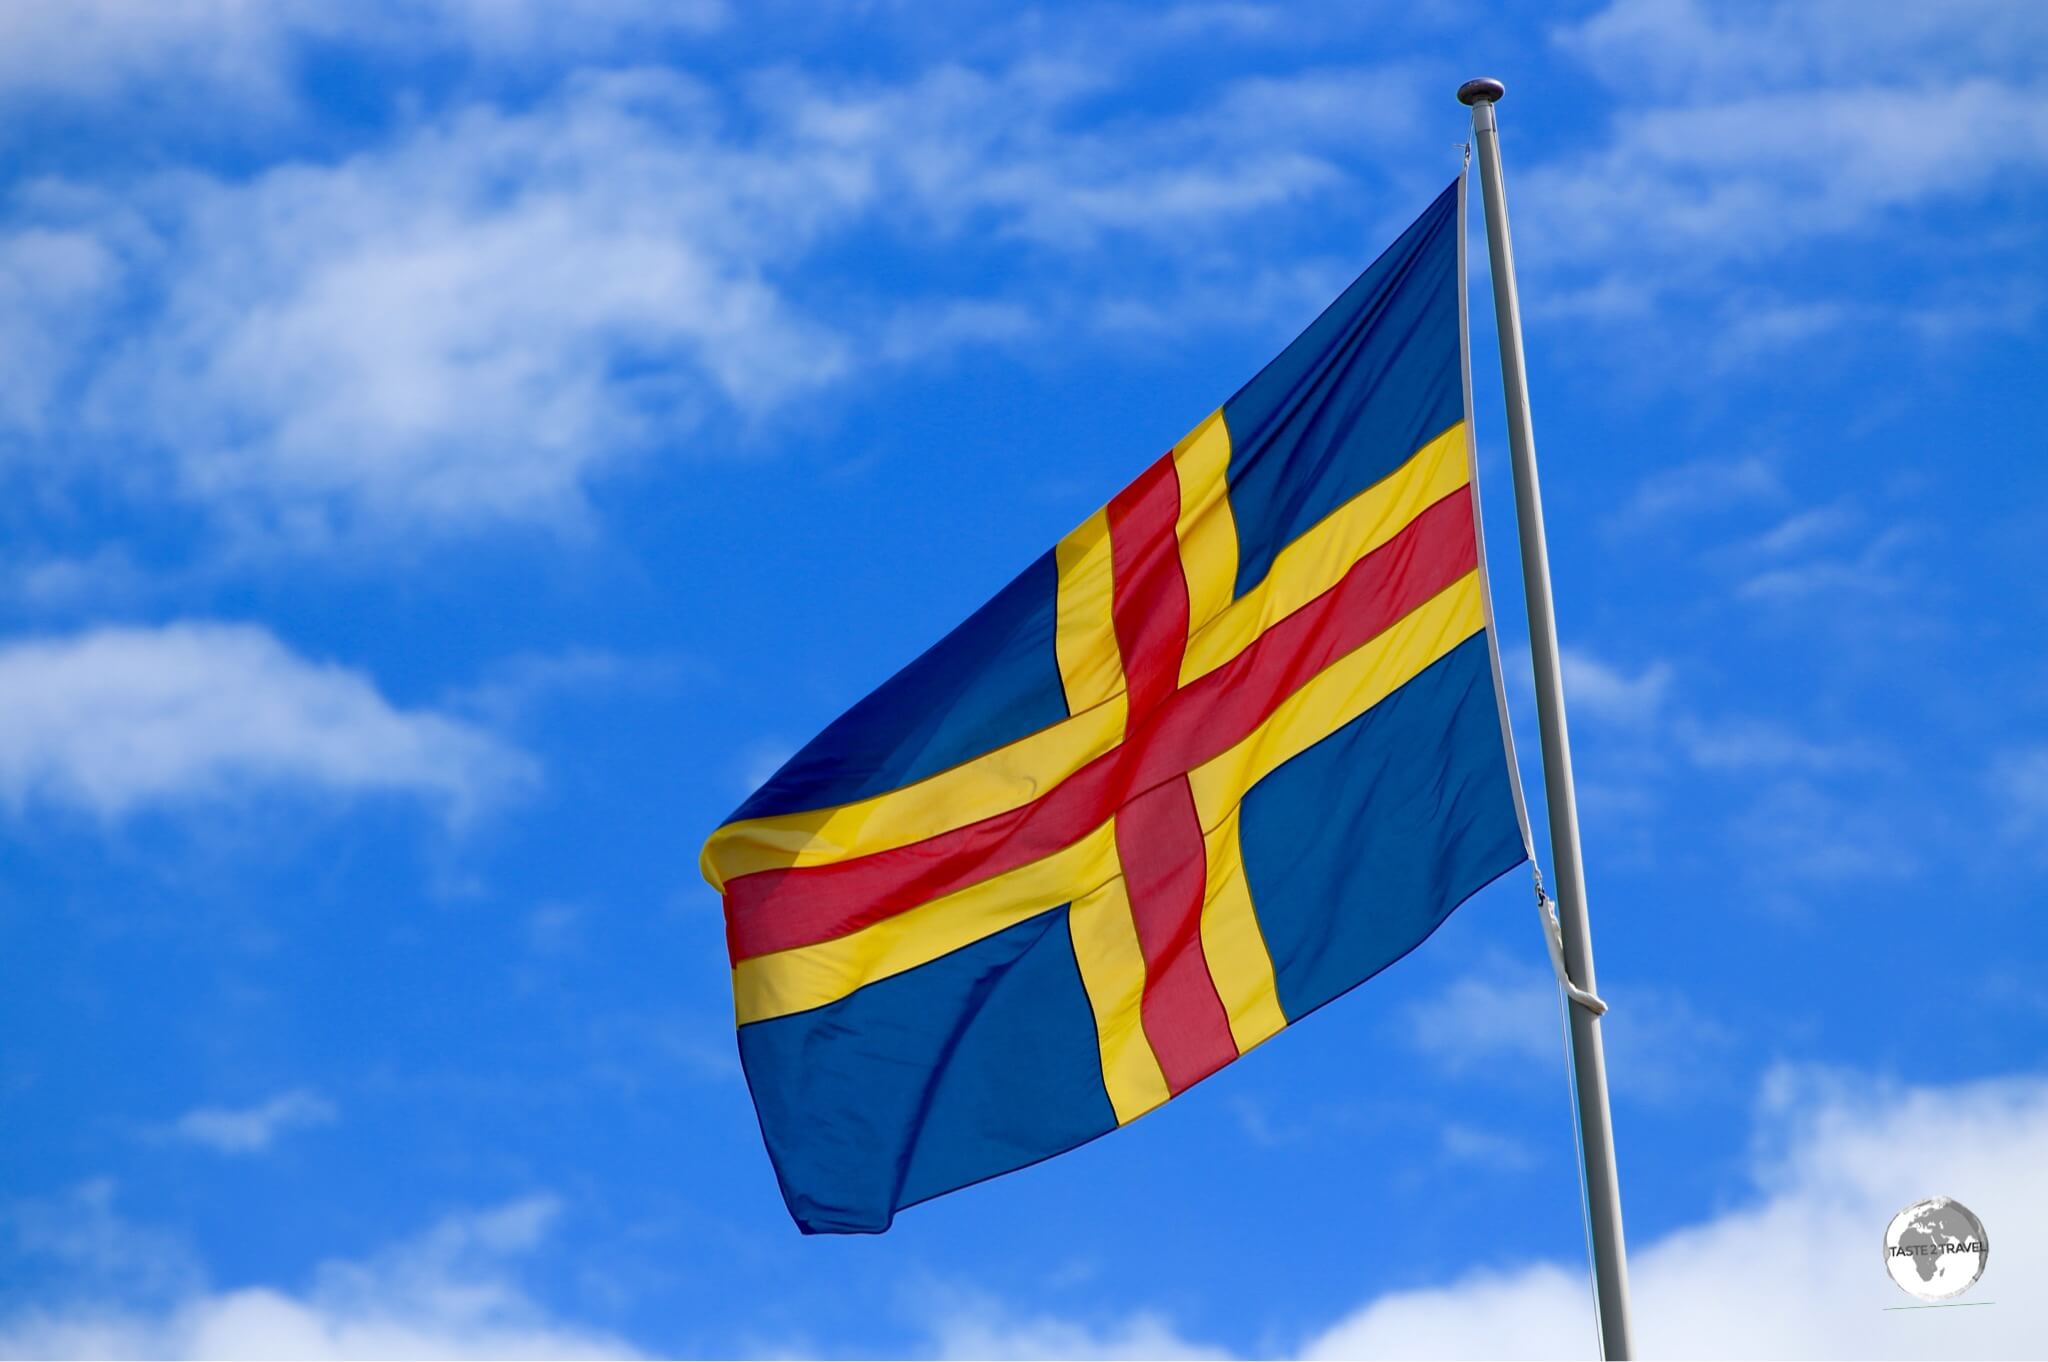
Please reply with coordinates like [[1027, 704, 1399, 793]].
[[1457, 76, 1637, 1360]]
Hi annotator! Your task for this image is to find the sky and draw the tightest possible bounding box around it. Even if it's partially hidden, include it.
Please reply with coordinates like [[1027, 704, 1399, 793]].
[[2, 0, 2046, 1357]]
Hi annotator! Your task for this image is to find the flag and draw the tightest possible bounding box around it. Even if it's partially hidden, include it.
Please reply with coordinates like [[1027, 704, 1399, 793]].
[[701, 178, 1529, 1234]]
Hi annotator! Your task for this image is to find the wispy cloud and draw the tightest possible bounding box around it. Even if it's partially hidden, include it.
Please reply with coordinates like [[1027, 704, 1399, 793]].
[[1735, 524, 1915, 603], [735, 737, 796, 799], [1403, 956, 1731, 1108], [763, 57, 1427, 250], [1606, 454, 1784, 535], [1402, 956, 1560, 1077], [166, 1090, 336, 1156], [1, 548, 150, 614], [0, 622, 533, 819], [925, 1285, 1229, 1361], [0, 1, 725, 115], [1726, 776, 1906, 885], [1991, 745, 2048, 844], [4, 53, 1434, 548], [1674, 716, 1890, 776], [1559, 648, 1674, 729], [1732, 503, 1860, 560], [1437, 1123, 1537, 1172], [1515, 638, 1910, 890], [447, 648, 686, 727], [1556, 0, 2045, 99], [0, 226, 120, 436], [1527, 0, 2048, 352]]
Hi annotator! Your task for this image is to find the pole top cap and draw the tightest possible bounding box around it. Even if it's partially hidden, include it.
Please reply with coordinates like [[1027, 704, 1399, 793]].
[[1457, 77, 1506, 106]]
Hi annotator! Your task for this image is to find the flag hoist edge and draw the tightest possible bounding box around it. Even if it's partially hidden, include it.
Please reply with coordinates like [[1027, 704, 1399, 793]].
[[700, 176, 1530, 1234]]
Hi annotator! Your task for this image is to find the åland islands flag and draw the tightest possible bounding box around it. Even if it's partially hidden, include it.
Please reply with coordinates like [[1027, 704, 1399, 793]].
[[701, 177, 1531, 1234]]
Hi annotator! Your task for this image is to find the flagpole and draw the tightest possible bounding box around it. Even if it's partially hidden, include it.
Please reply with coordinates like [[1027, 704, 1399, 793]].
[[1457, 77, 1636, 1360]]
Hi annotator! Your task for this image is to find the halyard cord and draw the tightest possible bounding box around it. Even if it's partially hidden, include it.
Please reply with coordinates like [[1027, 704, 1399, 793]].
[[1455, 154, 1608, 1018]]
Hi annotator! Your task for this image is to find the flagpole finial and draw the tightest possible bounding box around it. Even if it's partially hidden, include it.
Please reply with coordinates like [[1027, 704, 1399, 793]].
[[1457, 77, 1506, 106]]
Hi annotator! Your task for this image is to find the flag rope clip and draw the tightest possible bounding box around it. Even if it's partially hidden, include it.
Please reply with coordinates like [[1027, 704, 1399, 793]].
[[1534, 871, 1607, 1015]]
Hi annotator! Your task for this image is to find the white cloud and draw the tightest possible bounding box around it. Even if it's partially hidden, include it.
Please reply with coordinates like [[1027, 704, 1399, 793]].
[[167, 1090, 336, 1155], [0, 621, 532, 818], [4, 55, 1426, 545], [1302, 1265, 1596, 1361], [1303, 1066, 2048, 1358], [934, 1067, 2048, 1359], [70, 70, 858, 542], [0, 1190, 634, 1360], [2, 5, 2036, 545]]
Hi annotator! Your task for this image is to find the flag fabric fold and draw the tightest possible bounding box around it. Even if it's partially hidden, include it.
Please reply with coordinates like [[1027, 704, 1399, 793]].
[[701, 177, 1528, 1234]]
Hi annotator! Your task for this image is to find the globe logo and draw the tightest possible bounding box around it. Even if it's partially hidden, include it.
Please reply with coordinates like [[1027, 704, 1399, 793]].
[[1883, 1197, 1989, 1300]]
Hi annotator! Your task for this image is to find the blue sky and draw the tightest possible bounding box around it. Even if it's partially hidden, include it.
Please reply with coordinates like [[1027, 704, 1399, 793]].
[[2, 1, 2046, 1357]]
